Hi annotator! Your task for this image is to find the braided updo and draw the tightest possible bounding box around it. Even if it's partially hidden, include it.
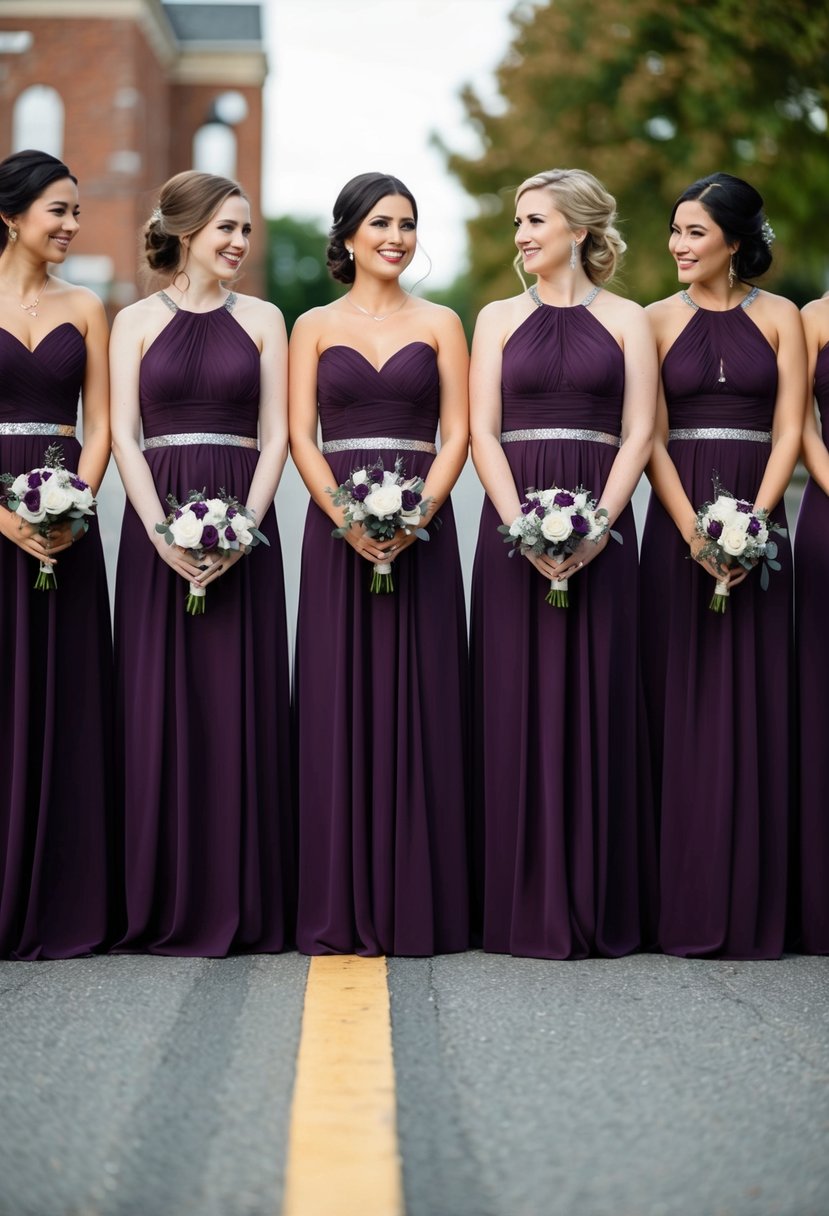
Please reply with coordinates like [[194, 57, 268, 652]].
[[144, 170, 247, 273], [515, 168, 626, 285], [326, 172, 418, 284]]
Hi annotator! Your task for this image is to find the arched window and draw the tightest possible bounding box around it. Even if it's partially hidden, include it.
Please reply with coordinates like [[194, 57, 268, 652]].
[[192, 123, 236, 179], [13, 85, 64, 157]]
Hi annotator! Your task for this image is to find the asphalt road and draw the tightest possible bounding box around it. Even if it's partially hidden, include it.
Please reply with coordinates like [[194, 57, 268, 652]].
[[1, 952, 827, 1216]]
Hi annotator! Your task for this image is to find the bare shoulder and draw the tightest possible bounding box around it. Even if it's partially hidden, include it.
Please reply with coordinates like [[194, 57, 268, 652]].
[[474, 292, 530, 334], [231, 291, 282, 321], [594, 288, 646, 322], [752, 287, 800, 321]]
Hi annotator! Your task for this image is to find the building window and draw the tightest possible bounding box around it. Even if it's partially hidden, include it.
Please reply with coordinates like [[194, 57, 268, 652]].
[[13, 85, 64, 158], [193, 123, 237, 179]]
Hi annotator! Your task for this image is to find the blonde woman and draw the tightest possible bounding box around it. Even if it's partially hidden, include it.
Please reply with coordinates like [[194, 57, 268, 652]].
[[470, 168, 657, 959]]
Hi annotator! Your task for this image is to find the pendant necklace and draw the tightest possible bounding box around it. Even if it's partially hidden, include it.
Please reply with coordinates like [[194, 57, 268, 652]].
[[20, 276, 49, 318], [347, 292, 409, 323]]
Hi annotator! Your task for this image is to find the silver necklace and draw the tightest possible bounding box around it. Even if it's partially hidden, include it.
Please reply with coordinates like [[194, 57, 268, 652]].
[[20, 276, 49, 317], [347, 292, 409, 322]]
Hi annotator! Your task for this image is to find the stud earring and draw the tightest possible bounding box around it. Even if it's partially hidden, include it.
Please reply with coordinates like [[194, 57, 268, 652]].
[[728, 254, 736, 288], [8, 225, 18, 243], [569, 240, 578, 271]]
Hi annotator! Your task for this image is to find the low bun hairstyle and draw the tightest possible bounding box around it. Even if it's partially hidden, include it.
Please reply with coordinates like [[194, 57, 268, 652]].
[[0, 148, 77, 254], [326, 172, 418, 284], [671, 172, 773, 281], [144, 170, 247, 273], [515, 168, 626, 285]]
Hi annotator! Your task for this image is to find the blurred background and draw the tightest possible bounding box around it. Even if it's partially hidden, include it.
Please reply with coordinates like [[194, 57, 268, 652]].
[[1, 0, 826, 629]]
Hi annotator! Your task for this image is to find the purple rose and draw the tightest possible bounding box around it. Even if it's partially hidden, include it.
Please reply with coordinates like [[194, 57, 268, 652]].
[[535, 506, 546, 520], [225, 525, 236, 541], [352, 483, 369, 502], [174, 508, 183, 519], [227, 507, 237, 519], [736, 500, 752, 514], [201, 524, 219, 550], [23, 488, 41, 512], [27, 472, 42, 489], [191, 501, 210, 520], [69, 476, 88, 491], [707, 519, 723, 539], [401, 489, 421, 511], [554, 491, 575, 507], [520, 500, 535, 515], [747, 516, 761, 536], [571, 513, 590, 535], [41, 470, 52, 481]]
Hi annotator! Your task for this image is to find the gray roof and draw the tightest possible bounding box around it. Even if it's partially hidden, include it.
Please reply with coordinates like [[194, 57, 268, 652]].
[[163, 3, 262, 45]]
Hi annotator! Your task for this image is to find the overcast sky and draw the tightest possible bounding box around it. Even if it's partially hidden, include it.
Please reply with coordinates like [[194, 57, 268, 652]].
[[222, 0, 521, 285]]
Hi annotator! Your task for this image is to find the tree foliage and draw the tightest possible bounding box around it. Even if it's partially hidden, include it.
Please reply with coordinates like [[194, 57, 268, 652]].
[[265, 215, 339, 333], [442, 0, 829, 310]]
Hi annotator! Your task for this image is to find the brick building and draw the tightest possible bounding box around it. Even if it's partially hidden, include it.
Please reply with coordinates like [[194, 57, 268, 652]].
[[0, 0, 267, 306]]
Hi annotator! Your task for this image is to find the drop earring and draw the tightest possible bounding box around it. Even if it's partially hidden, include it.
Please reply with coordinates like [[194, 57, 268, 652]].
[[728, 254, 736, 288], [569, 240, 578, 271], [347, 246, 354, 261]]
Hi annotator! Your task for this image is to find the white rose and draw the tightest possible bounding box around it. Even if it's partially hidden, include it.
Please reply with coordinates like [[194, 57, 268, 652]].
[[541, 510, 573, 543], [351, 469, 368, 485], [170, 509, 204, 549], [229, 513, 251, 538], [233, 526, 253, 547], [365, 484, 403, 517], [15, 499, 47, 524], [11, 473, 31, 496], [400, 510, 422, 531], [350, 504, 368, 522], [72, 485, 95, 511], [720, 525, 749, 556], [205, 497, 227, 525], [381, 469, 398, 487], [41, 481, 74, 515], [573, 491, 587, 509]]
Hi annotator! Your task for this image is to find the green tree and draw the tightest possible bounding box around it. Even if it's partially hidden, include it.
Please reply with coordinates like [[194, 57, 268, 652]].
[[442, 0, 829, 310], [265, 215, 339, 333]]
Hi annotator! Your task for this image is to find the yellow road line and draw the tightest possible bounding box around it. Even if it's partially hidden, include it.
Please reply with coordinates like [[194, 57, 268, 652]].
[[282, 955, 404, 1216]]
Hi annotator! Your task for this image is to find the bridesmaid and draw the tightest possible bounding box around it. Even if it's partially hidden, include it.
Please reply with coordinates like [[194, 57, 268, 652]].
[[470, 168, 657, 959], [0, 149, 113, 959], [794, 292, 829, 953], [640, 172, 804, 959], [110, 171, 294, 955], [290, 172, 470, 956]]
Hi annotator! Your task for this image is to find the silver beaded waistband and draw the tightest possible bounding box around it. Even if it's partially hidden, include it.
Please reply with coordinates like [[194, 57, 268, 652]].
[[668, 427, 771, 443], [0, 422, 76, 437], [500, 427, 620, 448], [144, 432, 258, 450], [321, 436, 436, 455]]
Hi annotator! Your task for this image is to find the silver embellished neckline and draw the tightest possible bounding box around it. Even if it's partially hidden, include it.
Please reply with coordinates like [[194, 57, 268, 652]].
[[157, 289, 237, 314], [680, 287, 759, 313], [529, 284, 601, 310]]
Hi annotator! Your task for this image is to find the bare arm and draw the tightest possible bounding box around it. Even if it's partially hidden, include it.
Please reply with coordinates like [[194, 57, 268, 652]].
[[594, 305, 656, 524], [417, 307, 469, 524], [754, 298, 807, 513], [469, 301, 523, 524], [800, 302, 829, 496], [243, 302, 289, 526], [77, 293, 111, 493]]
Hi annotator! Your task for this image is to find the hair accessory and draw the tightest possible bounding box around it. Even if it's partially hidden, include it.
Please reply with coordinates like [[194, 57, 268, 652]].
[[761, 219, 775, 247], [569, 240, 578, 271], [150, 206, 163, 225], [728, 254, 736, 288], [7, 225, 18, 243]]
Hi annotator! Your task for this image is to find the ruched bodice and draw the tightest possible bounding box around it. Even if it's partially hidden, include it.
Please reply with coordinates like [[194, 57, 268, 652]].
[[815, 343, 829, 443], [316, 342, 440, 444], [139, 304, 260, 440], [663, 300, 777, 432], [0, 324, 85, 425], [501, 304, 624, 435]]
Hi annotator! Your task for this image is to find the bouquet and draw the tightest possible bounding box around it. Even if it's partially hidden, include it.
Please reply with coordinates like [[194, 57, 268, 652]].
[[328, 456, 432, 593], [0, 443, 95, 590], [156, 489, 269, 614], [694, 480, 785, 613], [499, 484, 620, 607]]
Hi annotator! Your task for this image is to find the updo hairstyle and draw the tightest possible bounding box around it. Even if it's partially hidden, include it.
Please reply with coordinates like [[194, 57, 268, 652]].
[[145, 170, 247, 273], [326, 172, 418, 284], [515, 168, 626, 284], [0, 149, 77, 254], [671, 172, 772, 281]]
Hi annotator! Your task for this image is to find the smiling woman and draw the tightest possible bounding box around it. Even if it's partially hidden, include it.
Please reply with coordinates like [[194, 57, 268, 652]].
[[0, 148, 115, 960]]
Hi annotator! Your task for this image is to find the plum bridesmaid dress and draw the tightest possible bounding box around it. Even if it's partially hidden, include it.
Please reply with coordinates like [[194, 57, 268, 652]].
[[0, 323, 114, 959], [640, 289, 792, 959], [293, 340, 469, 956], [114, 292, 294, 955]]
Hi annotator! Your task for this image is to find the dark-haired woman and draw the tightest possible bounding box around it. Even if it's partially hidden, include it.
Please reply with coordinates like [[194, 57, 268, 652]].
[[110, 171, 294, 955], [794, 294, 829, 953], [640, 172, 805, 958], [469, 168, 657, 959], [0, 149, 114, 958], [289, 172, 470, 955]]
